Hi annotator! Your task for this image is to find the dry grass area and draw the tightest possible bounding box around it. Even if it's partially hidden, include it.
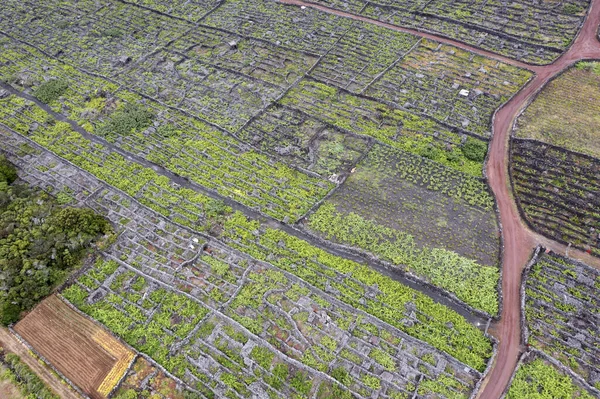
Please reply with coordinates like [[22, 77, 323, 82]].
[[14, 295, 134, 399], [515, 62, 600, 158]]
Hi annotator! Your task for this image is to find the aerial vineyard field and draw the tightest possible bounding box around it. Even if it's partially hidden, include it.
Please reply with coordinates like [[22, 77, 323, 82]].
[[303, 0, 589, 63], [1, 121, 492, 397], [305, 143, 500, 314], [507, 354, 597, 398], [523, 252, 600, 390], [1, 0, 579, 396], [511, 140, 600, 257]]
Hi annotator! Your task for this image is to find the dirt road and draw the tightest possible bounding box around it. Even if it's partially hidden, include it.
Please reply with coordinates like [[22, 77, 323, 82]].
[[279, 0, 600, 396], [0, 328, 82, 399]]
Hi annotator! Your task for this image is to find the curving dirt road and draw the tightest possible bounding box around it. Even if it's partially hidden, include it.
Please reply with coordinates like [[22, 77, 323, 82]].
[[279, 0, 600, 396], [479, 1, 600, 396]]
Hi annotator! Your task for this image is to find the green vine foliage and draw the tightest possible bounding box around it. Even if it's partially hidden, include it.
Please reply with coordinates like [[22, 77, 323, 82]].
[[507, 358, 595, 399], [308, 203, 499, 314]]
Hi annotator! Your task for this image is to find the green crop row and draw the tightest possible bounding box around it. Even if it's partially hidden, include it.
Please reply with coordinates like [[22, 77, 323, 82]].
[[507, 357, 595, 399], [308, 203, 499, 314], [220, 211, 492, 371]]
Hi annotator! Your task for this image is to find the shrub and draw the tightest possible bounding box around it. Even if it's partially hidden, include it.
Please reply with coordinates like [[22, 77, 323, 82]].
[[0, 155, 17, 184], [461, 137, 488, 162], [33, 79, 68, 104], [96, 103, 154, 141]]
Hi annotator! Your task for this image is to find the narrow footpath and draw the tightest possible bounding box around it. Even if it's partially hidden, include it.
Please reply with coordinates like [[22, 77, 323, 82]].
[[278, 0, 600, 396]]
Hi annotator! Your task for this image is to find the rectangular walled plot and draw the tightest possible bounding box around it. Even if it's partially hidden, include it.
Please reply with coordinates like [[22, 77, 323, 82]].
[[203, 0, 353, 55], [124, 0, 221, 21], [309, 24, 419, 93], [365, 39, 532, 137], [511, 139, 600, 257], [223, 264, 480, 398], [116, 48, 281, 132], [524, 253, 600, 388], [0, 0, 192, 77], [280, 79, 485, 176], [240, 104, 370, 179], [170, 27, 320, 88], [312, 143, 499, 267], [14, 295, 135, 399]]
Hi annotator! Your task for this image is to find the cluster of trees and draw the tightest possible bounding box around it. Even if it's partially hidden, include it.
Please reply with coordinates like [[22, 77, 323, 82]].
[[0, 155, 111, 325]]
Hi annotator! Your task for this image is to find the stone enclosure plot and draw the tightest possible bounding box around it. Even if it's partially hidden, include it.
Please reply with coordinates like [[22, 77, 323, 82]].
[[515, 62, 600, 160], [0, 0, 193, 77], [221, 214, 494, 371], [203, 0, 353, 55], [0, 40, 335, 222], [524, 253, 600, 389], [309, 23, 419, 93], [507, 353, 598, 399], [281, 79, 489, 176], [240, 105, 371, 179], [169, 26, 320, 88], [308, 0, 589, 63], [224, 264, 480, 399], [365, 39, 533, 137], [511, 139, 600, 257], [124, 0, 221, 22], [64, 262, 340, 399], [116, 48, 281, 132]]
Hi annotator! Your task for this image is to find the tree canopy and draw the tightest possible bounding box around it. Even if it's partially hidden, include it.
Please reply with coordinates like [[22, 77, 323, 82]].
[[0, 155, 111, 325]]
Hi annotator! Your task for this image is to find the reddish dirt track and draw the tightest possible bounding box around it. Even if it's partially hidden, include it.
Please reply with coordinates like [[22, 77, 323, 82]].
[[279, 0, 600, 396]]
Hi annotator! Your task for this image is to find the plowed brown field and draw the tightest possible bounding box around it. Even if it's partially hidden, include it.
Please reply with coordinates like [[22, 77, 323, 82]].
[[14, 295, 134, 399]]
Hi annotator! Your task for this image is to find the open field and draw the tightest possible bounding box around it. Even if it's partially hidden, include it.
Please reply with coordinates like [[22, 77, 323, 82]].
[[14, 295, 134, 399], [515, 62, 600, 158]]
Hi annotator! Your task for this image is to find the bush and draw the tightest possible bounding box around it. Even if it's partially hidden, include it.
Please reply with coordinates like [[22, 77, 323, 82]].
[[33, 79, 68, 104], [461, 137, 488, 162], [0, 155, 17, 184], [96, 103, 154, 141]]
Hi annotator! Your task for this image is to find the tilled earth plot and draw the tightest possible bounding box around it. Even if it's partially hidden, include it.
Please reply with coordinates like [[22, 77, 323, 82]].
[[14, 295, 135, 399]]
